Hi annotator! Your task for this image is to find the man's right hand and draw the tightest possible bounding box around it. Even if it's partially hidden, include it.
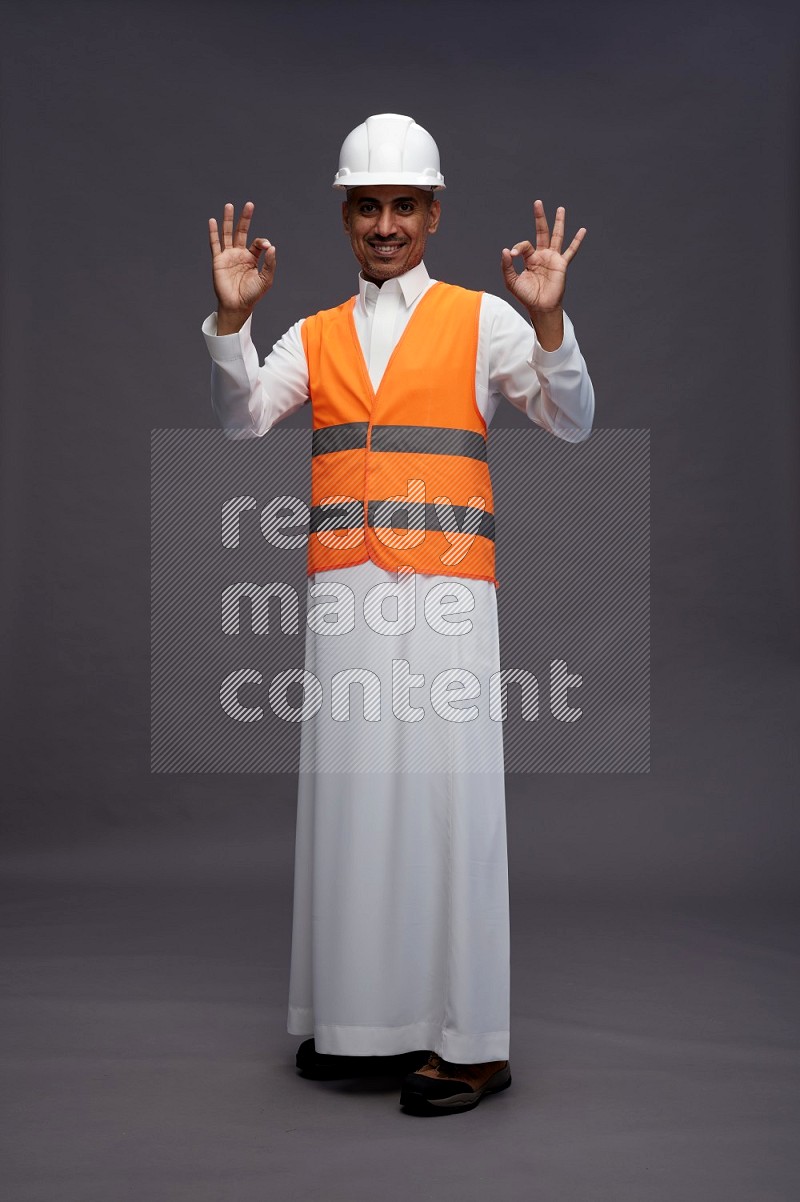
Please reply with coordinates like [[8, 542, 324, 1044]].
[[208, 201, 276, 335]]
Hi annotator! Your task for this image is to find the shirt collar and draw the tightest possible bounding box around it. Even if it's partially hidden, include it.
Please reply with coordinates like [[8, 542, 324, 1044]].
[[358, 259, 431, 309]]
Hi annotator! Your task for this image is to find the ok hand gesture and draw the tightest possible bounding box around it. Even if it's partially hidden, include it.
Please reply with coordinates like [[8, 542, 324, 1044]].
[[501, 200, 586, 315], [208, 201, 276, 330]]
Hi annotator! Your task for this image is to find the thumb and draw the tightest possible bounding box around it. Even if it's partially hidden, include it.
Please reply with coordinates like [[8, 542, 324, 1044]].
[[500, 248, 518, 291], [258, 243, 277, 284]]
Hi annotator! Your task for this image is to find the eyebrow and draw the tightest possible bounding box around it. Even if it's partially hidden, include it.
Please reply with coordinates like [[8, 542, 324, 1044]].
[[355, 196, 419, 205]]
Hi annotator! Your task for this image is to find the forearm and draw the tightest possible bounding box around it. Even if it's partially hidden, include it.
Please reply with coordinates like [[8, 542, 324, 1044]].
[[485, 296, 594, 442], [528, 311, 594, 441], [201, 312, 309, 438]]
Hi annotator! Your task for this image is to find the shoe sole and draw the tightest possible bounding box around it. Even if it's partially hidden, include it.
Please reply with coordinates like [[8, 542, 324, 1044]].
[[400, 1066, 512, 1115]]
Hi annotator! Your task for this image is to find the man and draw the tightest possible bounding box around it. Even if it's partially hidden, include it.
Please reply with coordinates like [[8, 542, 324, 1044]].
[[203, 113, 594, 1116]]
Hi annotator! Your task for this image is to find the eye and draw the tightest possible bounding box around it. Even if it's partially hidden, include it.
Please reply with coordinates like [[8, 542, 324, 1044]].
[[397, 202, 414, 214]]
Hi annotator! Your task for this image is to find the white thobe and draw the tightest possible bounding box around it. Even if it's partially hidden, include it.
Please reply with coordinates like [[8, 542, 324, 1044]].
[[202, 260, 594, 1062]]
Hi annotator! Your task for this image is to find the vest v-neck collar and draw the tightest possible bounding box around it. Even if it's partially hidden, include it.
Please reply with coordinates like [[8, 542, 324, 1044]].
[[347, 280, 444, 405]]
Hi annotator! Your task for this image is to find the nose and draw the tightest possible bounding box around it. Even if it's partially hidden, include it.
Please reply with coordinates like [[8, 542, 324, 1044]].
[[375, 205, 398, 238]]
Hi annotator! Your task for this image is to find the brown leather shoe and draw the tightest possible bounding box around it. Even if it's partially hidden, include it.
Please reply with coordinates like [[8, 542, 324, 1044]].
[[400, 1052, 512, 1115]]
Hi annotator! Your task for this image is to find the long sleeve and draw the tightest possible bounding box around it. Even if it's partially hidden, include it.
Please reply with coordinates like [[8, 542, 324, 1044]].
[[478, 294, 595, 441], [201, 310, 309, 439]]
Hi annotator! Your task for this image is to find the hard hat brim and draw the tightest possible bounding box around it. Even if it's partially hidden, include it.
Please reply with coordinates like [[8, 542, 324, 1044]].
[[332, 172, 445, 191]]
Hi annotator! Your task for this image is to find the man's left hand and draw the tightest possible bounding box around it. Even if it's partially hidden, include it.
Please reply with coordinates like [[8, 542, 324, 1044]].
[[501, 200, 586, 322]]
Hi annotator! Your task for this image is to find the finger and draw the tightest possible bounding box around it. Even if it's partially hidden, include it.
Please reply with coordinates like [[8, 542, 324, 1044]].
[[221, 203, 234, 250], [509, 240, 540, 274], [234, 201, 255, 249], [562, 228, 587, 265], [248, 236, 273, 261], [550, 206, 565, 252], [509, 239, 535, 261], [533, 199, 550, 250], [208, 217, 221, 258]]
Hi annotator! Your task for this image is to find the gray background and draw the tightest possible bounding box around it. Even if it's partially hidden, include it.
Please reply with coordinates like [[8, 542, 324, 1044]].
[[1, 0, 798, 1198]]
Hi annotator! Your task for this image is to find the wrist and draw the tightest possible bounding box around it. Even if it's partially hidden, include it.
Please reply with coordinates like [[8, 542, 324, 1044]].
[[527, 307, 564, 352], [217, 307, 253, 336]]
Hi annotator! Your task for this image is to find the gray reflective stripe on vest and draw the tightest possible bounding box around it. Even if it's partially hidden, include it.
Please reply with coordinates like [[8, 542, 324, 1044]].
[[368, 500, 495, 542], [312, 423, 487, 462], [309, 499, 365, 533], [370, 426, 487, 461], [312, 423, 369, 456], [310, 500, 495, 543]]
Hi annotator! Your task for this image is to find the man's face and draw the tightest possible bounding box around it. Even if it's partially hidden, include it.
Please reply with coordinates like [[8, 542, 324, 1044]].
[[342, 185, 441, 285]]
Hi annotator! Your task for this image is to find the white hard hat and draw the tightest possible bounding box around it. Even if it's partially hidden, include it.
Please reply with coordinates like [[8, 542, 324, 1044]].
[[332, 113, 446, 191]]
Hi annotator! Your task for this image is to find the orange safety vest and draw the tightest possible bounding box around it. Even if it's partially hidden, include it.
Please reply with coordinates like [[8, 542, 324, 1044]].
[[301, 281, 498, 588]]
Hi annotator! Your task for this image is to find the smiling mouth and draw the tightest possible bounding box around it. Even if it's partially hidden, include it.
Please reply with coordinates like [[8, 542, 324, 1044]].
[[368, 243, 406, 257]]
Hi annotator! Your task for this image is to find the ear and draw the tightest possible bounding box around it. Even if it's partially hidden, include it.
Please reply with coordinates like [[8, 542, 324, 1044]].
[[341, 199, 351, 234], [427, 198, 442, 235]]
